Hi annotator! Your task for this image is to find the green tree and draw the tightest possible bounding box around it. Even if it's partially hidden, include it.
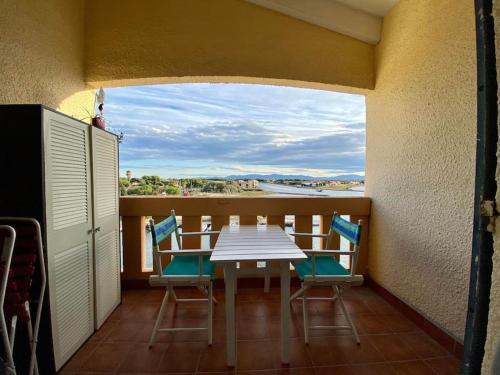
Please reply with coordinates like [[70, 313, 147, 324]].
[[119, 177, 130, 187], [162, 185, 181, 195]]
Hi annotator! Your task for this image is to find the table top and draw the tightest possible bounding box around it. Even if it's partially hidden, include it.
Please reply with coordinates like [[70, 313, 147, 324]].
[[210, 225, 307, 263]]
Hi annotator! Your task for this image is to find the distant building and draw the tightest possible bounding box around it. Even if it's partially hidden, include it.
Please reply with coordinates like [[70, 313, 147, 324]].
[[126, 170, 132, 180], [237, 179, 259, 189]]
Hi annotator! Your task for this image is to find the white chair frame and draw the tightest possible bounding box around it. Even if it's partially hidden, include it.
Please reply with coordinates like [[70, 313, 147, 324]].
[[0, 218, 46, 375], [0, 225, 16, 374], [148, 210, 220, 347], [289, 216, 363, 344]]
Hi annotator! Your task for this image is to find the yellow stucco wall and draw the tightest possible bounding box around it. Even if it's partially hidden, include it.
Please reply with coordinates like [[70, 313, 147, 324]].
[[0, 0, 94, 120], [483, 2, 500, 372], [365, 0, 476, 340], [84, 0, 374, 92]]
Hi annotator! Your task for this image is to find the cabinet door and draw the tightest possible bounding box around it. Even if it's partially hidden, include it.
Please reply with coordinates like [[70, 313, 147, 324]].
[[43, 109, 94, 370], [91, 127, 121, 328]]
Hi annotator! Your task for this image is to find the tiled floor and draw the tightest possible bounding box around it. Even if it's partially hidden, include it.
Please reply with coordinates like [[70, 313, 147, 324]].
[[61, 285, 461, 374]]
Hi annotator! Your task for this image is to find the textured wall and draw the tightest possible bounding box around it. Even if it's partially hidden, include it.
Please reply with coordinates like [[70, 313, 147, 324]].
[[483, 2, 500, 372], [85, 0, 374, 92], [0, 0, 94, 119], [365, 0, 476, 340]]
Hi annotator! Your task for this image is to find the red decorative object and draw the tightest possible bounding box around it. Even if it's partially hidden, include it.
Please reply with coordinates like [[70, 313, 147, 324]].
[[92, 103, 106, 130], [92, 116, 105, 130]]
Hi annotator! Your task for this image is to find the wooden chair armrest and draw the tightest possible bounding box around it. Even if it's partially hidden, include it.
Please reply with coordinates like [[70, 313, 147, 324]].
[[179, 231, 221, 237], [290, 232, 328, 238], [157, 250, 213, 256], [302, 250, 356, 256]]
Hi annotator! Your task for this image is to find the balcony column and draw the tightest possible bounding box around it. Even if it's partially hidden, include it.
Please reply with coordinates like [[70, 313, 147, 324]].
[[122, 216, 146, 280], [294, 215, 313, 249], [351, 215, 369, 275]]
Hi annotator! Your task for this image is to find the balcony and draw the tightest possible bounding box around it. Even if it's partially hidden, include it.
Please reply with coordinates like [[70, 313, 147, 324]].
[[119, 196, 371, 281], [59, 196, 460, 374]]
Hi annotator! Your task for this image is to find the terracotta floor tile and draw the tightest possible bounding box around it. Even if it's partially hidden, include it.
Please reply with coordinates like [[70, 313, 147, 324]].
[[80, 342, 134, 372], [64, 287, 457, 375], [382, 314, 420, 333], [425, 356, 461, 374], [237, 340, 278, 371], [158, 341, 205, 372], [198, 342, 234, 372], [117, 342, 169, 373], [313, 365, 354, 375], [366, 334, 419, 362], [268, 316, 304, 339], [60, 340, 98, 371], [306, 337, 351, 366], [237, 317, 271, 340], [319, 335, 385, 365], [277, 368, 316, 375], [362, 297, 400, 315], [90, 320, 119, 342], [399, 333, 448, 359], [353, 314, 393, 335], [314, 364, 396, 375], [390, 360, 435, 374], [272, 338, 313, 368], [104, 320, 153, 342]]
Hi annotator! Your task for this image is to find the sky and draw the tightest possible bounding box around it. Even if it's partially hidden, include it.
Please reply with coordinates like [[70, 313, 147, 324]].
[[104, 83, 366, 178]]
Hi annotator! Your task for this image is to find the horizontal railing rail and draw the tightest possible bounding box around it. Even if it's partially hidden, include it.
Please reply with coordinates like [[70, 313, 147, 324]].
[[120, 196, 371, 281]]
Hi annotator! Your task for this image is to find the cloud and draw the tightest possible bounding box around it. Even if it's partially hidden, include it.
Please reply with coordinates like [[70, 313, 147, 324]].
[[105, 83, 366, 177]]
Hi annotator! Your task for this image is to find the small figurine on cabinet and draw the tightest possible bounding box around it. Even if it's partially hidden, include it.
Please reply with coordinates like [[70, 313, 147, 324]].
[[92, 88, 106, 130]]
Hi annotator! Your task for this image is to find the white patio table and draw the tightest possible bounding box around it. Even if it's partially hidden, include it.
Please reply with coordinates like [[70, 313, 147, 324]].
[[210, 225, 307, 367]]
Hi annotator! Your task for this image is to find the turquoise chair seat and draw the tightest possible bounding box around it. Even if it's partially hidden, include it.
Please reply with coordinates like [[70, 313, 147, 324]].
[[163, 255, 216, 279], [294, 256, 349, 281]]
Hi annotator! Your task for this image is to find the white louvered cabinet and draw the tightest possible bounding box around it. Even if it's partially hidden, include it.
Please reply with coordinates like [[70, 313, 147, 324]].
[[91, 127, 121, 328], [44, 110, 95, 369], [41, 108, 120, 370], [0, 105, 121, 372]]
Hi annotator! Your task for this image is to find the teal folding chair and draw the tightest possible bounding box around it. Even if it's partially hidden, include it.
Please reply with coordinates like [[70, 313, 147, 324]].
[[289, 212, 363, 344], [148, 210, 219, 347]]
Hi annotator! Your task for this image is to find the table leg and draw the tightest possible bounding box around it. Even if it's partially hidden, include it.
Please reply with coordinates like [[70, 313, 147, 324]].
[[280, 261, 291, 364], [224, 263, 237, 367]]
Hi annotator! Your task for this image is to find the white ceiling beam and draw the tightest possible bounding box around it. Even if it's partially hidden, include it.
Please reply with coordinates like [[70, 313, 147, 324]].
[[246, 0, 382, 44]]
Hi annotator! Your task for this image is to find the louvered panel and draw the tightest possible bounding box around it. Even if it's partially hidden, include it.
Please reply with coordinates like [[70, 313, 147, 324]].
[[53, 242, 92, 364], [95, 230, 120, 325], [94, 135, 117, 219], [49, 120, 89, 230]]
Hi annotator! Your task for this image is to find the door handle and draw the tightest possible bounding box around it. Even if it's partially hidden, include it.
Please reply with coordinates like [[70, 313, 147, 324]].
[[94, 227, 101, 233], [87, 229, 93, 235]]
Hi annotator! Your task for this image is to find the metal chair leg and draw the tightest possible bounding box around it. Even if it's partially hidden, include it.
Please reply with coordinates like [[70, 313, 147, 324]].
[[335, 286, 360, 344], [169, 286, 177, 304], [25, 305, 39, 375], [208, 282, 213, 346], [149, 289, 170, 348], [302, 288, 310, 344], [264, 262, 271, 293]]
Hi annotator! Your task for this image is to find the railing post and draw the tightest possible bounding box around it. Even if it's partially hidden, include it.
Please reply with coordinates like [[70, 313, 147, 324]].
[[240, 215, 257, 225], [122, 216, 146, 280], [268, 215, 285, 229], [182, 215, 202, 249], [211, 215, 230, 278], [351, 215, 369, 275], [294, 215, 313, 249]]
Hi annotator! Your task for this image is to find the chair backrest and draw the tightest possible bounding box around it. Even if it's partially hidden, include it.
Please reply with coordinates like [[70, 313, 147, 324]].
[[329, 212, 362, 275], [0, 218, 45, 322], [150, 210, 181, 275]]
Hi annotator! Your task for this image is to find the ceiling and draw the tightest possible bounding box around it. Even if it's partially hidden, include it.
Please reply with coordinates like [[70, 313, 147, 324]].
[[335, 0, 399, 17], [245, 0, 399, 44]]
